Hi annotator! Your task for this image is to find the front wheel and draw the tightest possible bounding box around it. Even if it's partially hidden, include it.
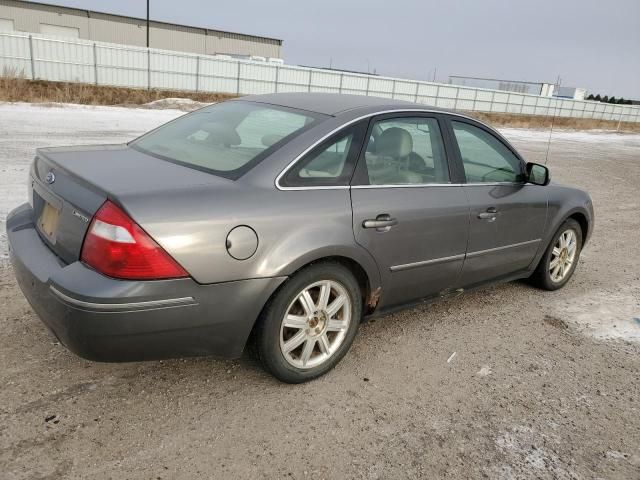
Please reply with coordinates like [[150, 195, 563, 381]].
[[530, 218, 583, 290], [253, 263, 362, 383]]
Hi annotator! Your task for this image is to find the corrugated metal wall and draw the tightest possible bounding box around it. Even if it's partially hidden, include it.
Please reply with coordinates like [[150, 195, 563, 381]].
[[0, 0, 90, 36], [206, 31, 280, 58], [1, 31, 639, 123], [89, 13, 146, 47], [0, 0, 282, 58], [149, 22, 205, 54]]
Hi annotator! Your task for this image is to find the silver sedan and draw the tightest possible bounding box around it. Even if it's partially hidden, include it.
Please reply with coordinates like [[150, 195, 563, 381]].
[[7, 93, 594, 383]]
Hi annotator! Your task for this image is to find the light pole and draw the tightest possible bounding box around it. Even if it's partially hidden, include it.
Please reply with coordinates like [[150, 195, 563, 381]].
[[146, 0, 150, 48]]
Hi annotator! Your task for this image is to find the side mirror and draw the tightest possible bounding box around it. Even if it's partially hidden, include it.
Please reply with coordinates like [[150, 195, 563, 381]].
[[526, 162, 550, 186]]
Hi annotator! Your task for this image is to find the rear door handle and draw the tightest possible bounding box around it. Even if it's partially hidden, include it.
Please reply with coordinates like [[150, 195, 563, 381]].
[[363, 214, 398, 231]]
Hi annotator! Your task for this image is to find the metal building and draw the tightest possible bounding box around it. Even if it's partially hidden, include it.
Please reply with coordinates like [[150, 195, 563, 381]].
[[554, 86, 587, 101], [449, 75, 556, 97], [0, 0, 283, 59]]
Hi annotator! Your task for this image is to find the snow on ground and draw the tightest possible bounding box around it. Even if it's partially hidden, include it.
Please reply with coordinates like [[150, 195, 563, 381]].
[[500, 127, 640, 157], [143, 97, 211, 111], [558, 287, 640, 342], [0, 102, 184, 262]]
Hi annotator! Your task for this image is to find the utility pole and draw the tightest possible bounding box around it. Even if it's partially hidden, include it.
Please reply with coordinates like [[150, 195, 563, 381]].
[[146, 0, 150, 48]]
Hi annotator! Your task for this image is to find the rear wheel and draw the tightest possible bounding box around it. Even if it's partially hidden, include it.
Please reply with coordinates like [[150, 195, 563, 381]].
[[254, 263, 361, 383], [530, 218, 582, 290]]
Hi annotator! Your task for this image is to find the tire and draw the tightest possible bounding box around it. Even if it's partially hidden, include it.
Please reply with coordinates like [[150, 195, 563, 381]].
[[253, 262, 362, 383], [530, 218, 583, 291]]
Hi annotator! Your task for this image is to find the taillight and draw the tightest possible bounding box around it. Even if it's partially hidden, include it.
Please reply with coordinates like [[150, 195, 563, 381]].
[[81, 200, 188, 280]]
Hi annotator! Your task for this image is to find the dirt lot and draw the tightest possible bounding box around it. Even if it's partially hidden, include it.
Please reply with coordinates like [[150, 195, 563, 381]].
[[1, 103, 639, 479]]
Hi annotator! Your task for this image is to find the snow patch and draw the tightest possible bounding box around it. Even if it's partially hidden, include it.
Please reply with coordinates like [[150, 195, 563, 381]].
[[0, 102, 184, 260], [143, 97, 211, 111], [500, 127, 640, 145], [494, 426, 576, 479], [554, 287, 640, 343]]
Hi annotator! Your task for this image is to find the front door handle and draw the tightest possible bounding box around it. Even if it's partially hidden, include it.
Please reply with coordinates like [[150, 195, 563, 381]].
[[478, 207, 498, 221], [363, 214, 398, 231]]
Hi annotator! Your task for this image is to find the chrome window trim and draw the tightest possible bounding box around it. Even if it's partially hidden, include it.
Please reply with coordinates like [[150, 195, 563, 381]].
[[278, 185, 351, 191], [352, 183, 461, 189], [275, 108, 502, 191], [50, 286, 197, 312], [464, 182, 529, 187], [352, 181, 530, 189]]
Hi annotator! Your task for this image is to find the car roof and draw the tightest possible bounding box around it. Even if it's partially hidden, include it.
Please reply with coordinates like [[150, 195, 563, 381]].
[[232, 92, 450, 117]]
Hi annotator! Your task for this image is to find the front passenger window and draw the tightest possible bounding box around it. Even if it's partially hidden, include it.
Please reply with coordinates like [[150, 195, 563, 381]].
[[452, 121, 524, 183]]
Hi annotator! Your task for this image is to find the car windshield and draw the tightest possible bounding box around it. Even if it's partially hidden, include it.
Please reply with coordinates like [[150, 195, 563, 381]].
[[131, 101, 326, 179]]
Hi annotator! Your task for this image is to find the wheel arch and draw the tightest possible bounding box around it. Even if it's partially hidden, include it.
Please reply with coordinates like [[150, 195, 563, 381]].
[[245, 252, 380, 355], [529, 204, 592, 273], [567, 211, 589, 245], [552, 206, 592, 247], [251, 249, 381, 333], [294, 255, 372, 310]]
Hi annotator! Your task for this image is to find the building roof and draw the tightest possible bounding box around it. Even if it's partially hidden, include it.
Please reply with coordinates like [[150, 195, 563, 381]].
[[13, 0, 283, 44]]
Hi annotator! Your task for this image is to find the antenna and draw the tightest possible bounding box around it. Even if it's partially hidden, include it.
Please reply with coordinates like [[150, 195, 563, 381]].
[[544, 75, 561, 165], [544, 106, 557, 165]]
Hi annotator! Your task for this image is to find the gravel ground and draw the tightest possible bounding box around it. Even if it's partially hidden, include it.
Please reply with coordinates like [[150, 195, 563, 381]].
[[1, 103, 639, 479]]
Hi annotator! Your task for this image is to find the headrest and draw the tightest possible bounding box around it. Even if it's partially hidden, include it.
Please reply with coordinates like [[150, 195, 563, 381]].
[[376, 127, 413, 158], [201, 122, 241, 146]]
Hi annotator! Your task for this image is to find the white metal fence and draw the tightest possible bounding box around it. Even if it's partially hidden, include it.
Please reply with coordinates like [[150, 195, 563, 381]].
[[2, 31, 639, 123]]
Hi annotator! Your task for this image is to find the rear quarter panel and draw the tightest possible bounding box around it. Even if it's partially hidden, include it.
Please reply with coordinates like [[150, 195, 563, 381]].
[[120, 186, 381, 288]]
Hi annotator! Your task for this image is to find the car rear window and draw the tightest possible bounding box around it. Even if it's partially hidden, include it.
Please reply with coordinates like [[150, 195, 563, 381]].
[[131, 101, 326, 179]]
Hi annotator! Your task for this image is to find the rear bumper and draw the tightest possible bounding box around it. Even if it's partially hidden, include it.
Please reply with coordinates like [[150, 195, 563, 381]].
[[7, 203, 286, 362]]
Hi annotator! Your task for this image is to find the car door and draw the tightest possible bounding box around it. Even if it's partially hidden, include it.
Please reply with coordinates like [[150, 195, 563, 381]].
[[350, 113, 469, 309], [445, 117, 548, 287]]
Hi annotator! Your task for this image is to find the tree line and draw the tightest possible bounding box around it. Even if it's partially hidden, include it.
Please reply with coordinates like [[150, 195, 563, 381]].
[[585, 94, 633, 104]]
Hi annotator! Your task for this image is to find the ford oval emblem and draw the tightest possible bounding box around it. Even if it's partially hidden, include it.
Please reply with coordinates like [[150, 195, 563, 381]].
[[45, 171, 56, 184]]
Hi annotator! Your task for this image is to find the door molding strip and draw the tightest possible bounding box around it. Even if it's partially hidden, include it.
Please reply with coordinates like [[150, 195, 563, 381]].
[[390, 253, 465, 272], [465, 239, 541, 259], [389, 238, 541, 272]]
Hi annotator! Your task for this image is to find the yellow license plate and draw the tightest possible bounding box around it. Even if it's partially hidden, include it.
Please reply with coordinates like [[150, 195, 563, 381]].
[[38, 202, 60, 240]]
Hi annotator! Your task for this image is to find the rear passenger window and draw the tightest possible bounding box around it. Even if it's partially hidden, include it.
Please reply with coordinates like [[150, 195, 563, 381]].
[[362, 117, 449, 185], [281, 123, 366, 187], [452, 121, 524, 183]]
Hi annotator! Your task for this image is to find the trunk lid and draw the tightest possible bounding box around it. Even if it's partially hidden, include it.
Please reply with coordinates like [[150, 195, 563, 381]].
[[31, 144, 233, 264]]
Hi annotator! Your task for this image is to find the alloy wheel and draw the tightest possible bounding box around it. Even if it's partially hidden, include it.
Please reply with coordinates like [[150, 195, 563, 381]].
[[279, 280, 352, 369], [549, 228, 578, 283]]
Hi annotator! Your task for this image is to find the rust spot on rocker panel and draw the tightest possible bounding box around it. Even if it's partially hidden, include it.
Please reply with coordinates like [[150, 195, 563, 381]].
[[367, 286, 382, 310]]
